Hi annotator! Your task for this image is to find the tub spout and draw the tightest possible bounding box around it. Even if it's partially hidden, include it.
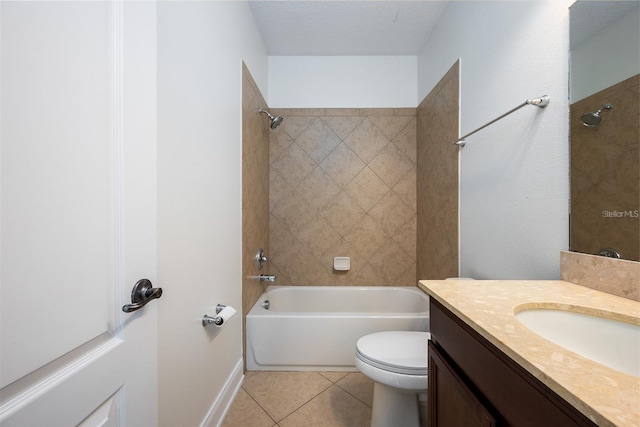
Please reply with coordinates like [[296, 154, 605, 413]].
[[259, 274, 276, 282]]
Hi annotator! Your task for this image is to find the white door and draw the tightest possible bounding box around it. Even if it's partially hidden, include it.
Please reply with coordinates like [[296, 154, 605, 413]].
[[0, 2, 158, 426]]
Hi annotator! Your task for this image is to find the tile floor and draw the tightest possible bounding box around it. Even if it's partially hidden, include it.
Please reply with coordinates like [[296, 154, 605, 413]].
[[221, 371, 374, 427]]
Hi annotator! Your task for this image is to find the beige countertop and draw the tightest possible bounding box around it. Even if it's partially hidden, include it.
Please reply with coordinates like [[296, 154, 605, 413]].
[[418, 279, 640, 427]]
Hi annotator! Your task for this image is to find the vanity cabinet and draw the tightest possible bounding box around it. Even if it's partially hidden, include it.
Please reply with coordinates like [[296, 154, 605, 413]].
[[428, 299, 597, 427]]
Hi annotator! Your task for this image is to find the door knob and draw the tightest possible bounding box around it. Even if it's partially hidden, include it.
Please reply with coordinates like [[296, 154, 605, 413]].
[[122, 279, 162, 313]]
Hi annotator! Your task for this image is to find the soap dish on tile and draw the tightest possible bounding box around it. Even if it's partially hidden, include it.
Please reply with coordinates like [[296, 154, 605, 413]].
[[333, 257, 350, 271]]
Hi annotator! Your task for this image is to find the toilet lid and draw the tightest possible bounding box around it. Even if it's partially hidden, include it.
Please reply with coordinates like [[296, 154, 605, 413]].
[[356, 331, 430, 375]]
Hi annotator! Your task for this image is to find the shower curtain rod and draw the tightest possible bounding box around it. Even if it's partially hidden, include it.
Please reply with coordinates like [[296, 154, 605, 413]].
[[451, 95, 550, 147]]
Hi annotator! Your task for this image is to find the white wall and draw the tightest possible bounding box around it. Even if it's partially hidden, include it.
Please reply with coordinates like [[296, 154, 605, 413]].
[[157, 2, 267, 426], [268, 56, 417, 107], [418, 1, 572, 279], [571, 8, 640, 102]]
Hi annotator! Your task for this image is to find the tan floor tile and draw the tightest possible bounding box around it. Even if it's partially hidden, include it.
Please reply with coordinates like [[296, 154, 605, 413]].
[[221, 388, 275, 427], [243, 372, 333, 422], [278, 385, 372, 427], [245, 371, 259, 380], [318, 371, 350, 383], [336, 373, 374, 407]]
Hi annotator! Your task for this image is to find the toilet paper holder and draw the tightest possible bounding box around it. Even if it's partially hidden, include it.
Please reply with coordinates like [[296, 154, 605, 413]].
[[202, 304, 231, 327]]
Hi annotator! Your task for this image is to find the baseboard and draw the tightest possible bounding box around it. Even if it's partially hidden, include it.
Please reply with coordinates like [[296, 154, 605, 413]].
[[200, 357, 244, 427]]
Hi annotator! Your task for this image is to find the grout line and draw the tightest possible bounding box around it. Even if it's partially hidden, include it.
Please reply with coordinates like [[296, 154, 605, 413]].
[[317, 371, 349, 384], [241, 378, 279, 426], [276, 382, 335, 425], [335, 385, 372, 409], [242, 372, 336, 425], [235, 371, 374, 426], [333, 375, 374, 409]]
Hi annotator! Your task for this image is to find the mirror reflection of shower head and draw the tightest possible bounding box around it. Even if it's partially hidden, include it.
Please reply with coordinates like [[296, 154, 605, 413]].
[[259, 108, 283, 130], [581, 104, 612, 127]]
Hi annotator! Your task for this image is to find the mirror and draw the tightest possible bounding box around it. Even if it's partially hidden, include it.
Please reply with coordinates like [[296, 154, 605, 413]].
[[569, 1, 639, 261]]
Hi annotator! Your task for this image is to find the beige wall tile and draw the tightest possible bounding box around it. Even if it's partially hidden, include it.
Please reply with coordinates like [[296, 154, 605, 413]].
[[241, 64, 270, 369], [393, 216, 417, 262], [369, 115, 414, 140], [325, 108, 361, 116], [359, 108, 395, 116], [416, 60, 459, 280], [368, 240, 415, 284], [368, 191, 414, 237], [345, 167, 390, 211], [290, 108, 326, 117], [320, 192, 366, 237], [269, 168, 294, 213], [319, 143, 365, 187], [270, 142, 316, 187], [268, 107, 418, 287], [369, 142, 414, 188], [297, 217, 342, 260], [393, 167, 417, 213], [352, 262, 387, 286], [397, 263, 418, 287], [393, 117, 417, 163], [271, 191, 319, 234], [393, 108, 417, 116], [296, 117, 341, 163], [297, 166, 341, 208], [321, 116, 364, 140], [269, 263, 291, 286], [321, 238, 367, 273], [570, 74, 639, 262], [344, 118, 390, 163], [270, 108, 291, 117], [269, 129, 294, 164], [343, 215, 389, 259], [279, 116, 314, 140]]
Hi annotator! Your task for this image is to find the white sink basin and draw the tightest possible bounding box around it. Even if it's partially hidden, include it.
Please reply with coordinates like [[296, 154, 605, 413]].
[[515, 306, 640, 378]]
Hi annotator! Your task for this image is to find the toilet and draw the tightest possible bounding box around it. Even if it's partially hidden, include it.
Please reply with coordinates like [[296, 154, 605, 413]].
[[355, 331, 430, 427]]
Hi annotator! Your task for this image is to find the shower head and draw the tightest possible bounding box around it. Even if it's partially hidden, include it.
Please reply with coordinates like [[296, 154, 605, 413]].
[[270, 115, 283, 129], [259, 108, 284, 130], [581, 104, 612, 127]]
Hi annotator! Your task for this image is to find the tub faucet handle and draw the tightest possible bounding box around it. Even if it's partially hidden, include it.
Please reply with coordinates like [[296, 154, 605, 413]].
[[259, 274, 276, 282], [256, 248, 268, 270]]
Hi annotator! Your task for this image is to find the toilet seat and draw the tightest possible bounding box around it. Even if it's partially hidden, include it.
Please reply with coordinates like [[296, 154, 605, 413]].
[[356, 331, 430, 375], [355, 331, 430, 391]]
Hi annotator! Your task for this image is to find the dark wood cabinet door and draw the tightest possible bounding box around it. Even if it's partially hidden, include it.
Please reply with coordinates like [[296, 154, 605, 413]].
[[429, 341, 499, 427], [429, 299, 597, 427]]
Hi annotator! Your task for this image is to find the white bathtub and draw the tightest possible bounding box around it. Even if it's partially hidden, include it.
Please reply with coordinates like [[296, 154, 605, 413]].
[[246, 286, 429, 371]]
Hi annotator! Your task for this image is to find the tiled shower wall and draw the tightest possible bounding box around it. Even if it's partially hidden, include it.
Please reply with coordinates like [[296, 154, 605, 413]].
[[417, 61, 459, 279], [570, 74, 639, 262], [242, 63, 269, 360], [268, 108, 417, 286]]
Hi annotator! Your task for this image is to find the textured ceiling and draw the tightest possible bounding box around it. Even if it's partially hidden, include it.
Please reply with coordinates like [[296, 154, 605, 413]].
[[570, 1, 640, 48], [250, 1, 640, 55], [248, 1, 448, 56]]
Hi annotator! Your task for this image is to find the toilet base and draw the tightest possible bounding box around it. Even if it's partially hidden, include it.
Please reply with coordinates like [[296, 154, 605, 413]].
[[371, 382, 420, 427]]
